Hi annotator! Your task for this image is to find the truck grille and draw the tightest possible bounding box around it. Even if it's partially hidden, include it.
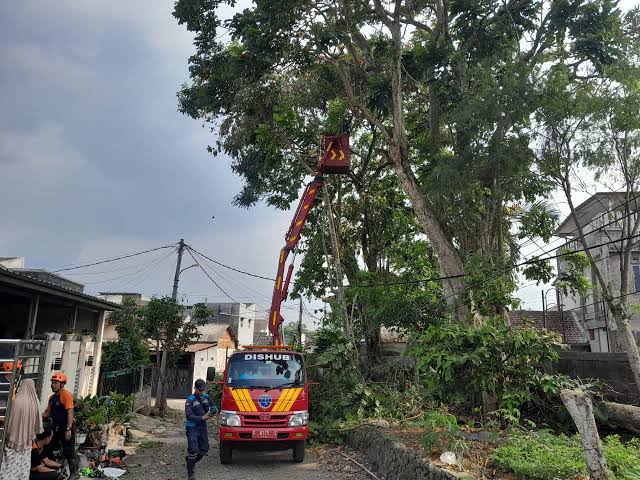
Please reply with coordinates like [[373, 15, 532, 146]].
[[242, 414, 288, 428]]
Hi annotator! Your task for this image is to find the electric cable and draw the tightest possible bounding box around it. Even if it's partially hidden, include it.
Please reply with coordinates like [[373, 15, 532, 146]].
[[186, 248, 240, 304], [105, 249, 177, 292], [52, 244, 177, 273], [186, 245, 275, 281]]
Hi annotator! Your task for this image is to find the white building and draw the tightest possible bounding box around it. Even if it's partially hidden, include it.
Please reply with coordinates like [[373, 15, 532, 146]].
[[555, 192, 640, 352]]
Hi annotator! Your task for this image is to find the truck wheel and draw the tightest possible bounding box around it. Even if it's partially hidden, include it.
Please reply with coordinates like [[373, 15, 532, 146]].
[[292, 440, 305, 463], [220, 442, 232, 464]]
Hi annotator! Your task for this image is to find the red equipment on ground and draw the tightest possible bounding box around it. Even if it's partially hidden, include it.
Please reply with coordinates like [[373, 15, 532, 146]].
[[267, 133, 350, 345]]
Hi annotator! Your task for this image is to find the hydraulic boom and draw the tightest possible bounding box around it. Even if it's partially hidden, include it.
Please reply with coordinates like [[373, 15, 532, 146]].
[[268, 134, 350, 345]]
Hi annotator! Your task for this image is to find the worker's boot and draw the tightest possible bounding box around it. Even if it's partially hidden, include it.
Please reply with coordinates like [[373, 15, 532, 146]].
[[186, 455, 196, 480]]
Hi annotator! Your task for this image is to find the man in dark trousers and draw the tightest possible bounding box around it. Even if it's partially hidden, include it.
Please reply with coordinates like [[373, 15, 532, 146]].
[[185, 378, 215, 480], [42, 373, 79, 480]]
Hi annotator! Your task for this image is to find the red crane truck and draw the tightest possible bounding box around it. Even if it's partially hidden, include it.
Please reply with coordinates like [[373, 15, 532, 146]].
[[207, 133, 350, 464]]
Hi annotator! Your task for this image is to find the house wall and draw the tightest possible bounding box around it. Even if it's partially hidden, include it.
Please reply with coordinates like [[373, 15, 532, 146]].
[[192, 347, 218, 383], [557, 217, 640, 351], [192, 346, 233, 380], [237, 303, 256, 346]]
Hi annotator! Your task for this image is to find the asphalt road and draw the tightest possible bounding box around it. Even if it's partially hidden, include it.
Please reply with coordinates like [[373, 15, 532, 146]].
[[123, 404, 375, 480]]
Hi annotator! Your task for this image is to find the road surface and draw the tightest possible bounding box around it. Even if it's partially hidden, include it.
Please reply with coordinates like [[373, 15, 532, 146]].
[[124, 404, 375, 480]]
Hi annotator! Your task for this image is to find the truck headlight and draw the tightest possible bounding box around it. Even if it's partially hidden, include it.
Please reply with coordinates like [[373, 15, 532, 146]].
[[220, 411, 241, 427], [288, 411, 309, 427]]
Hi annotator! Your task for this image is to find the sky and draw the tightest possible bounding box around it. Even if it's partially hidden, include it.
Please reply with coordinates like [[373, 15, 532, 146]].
[[0, 1, 636, 326], [0, 1, 321, 327]]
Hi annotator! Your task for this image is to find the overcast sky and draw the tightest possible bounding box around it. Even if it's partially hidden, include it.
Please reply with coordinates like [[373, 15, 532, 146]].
[[0, 1, 636, 324], [0, 1, 320, 326]]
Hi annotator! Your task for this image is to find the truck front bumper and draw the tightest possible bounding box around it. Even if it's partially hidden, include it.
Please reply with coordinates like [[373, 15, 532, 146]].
[[219, 425, 308, 442]]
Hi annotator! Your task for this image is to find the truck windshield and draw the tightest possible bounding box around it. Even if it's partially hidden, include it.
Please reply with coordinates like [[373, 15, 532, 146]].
[[226, 352, 304, 388]]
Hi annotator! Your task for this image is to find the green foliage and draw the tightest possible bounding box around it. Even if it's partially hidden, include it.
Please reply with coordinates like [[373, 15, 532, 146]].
[[410, 320, 562, 423], [103, 297, 152, 372], [307, 328, 430, 442], [205, 372, 224, 405], [74, 393, 134, 432], [143, 298, 208, 367], [172, 0, 625, 323], [556, 249, 593, 297], [492, 431, 640, 480], [464, 254, 520, 314], [101, 338, 150, 372]]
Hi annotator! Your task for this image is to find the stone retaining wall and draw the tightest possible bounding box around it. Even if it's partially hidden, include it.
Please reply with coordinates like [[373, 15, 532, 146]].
[[345, 427, 472, 480]]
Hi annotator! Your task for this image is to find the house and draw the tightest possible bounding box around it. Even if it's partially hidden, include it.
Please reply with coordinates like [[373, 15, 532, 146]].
[[252, 316, 271, 345], [507, 310, 588, 347], [195, 302, 257, 347], [0, 259, 120, 407], [554, 192, 640, 352]]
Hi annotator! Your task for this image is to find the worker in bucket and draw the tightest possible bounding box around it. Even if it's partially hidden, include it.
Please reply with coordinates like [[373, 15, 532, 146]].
[[42, 373, 79, 480], [184, 378, 217, 480]]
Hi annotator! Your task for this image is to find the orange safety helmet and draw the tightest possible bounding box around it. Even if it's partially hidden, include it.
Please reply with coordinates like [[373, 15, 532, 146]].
[[50, 372, 68, 384], [1, 360, 23, 372]]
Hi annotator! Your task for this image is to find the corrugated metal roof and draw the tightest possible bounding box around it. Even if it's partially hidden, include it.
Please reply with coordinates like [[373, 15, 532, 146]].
[[0, 267, 121, 310]]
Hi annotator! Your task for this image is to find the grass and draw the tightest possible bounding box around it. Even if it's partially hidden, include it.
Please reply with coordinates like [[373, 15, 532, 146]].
[[492, 431, 640, 480]]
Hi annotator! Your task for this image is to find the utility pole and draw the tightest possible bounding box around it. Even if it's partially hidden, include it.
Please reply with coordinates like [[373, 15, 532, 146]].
[[298, 298, 303, 345], [172, 239, 185, 300], [156, 239, 185, 412]]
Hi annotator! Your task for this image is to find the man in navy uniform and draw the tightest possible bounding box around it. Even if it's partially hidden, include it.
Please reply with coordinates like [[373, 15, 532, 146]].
[[185, 379, 215, 480]]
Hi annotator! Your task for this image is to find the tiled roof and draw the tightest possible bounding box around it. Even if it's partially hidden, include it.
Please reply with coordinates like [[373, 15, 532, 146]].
[[508, 310, 587, 345]]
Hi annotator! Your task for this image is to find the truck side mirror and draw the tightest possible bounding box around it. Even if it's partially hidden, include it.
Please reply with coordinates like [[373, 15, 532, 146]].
[[206, 367, 216, 382]]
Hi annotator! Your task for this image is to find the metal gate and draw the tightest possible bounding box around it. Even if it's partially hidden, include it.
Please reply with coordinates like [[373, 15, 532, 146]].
[[151, 365, 193, 398], [0, 339, 48, 463]]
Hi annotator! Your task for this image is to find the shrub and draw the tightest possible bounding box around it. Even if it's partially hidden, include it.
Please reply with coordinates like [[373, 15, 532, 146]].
[[75, 392, 134, 432], [492, 431, 640, 480], [410, 319, 562, 423]]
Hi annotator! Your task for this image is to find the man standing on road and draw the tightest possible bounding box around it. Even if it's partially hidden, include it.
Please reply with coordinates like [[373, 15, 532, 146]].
[[185, 379, 215, 480], [42, 373, 79, 480]]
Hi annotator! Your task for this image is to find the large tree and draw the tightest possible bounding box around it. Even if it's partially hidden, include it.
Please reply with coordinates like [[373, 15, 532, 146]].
[[173, 0, 621, 323], [536, 8, 640, 395]]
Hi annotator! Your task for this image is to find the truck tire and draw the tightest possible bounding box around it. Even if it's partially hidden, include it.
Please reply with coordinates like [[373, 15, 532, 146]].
[[219, 442, 232, 464], [292, 440, 305, 463]]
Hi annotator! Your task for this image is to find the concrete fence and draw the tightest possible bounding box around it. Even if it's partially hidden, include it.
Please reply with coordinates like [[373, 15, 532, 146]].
[[548, 351, 637, 403]]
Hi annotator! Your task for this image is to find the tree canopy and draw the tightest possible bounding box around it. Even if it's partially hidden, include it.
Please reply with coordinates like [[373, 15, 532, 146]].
[[173, 0, 625, 332]]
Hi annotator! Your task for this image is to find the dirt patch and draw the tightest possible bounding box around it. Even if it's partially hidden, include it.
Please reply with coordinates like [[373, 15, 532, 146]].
[[390, 426, 518, 480]]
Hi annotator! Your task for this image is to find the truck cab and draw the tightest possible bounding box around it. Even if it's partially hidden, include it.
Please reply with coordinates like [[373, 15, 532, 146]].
[[212, 347, 308, 464]]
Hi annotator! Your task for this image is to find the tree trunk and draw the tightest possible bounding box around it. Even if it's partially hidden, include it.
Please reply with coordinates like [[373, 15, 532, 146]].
[[323, 184, 349, 334], [609, 307, 640, 396], [599, 401, 640, 434], [388, 145, 467, 323], [154, 347, 168, 413], [560, 389, 609, 480]]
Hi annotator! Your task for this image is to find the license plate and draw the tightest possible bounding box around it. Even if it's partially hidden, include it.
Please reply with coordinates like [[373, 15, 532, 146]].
[[253, 429, 276, 439]]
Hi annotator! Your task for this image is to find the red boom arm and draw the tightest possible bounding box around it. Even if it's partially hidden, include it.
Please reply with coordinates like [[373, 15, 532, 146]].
[[268, 134, 349, 345]]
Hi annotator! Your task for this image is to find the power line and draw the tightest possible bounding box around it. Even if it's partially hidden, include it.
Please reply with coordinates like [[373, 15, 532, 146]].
[[52, 244, 177, 273], [74, 251, 177, 284], [104, 249, 177, 292], [186, 245, 275, 281], [440, 231, 640, 306], [186, 247, 240, 304]]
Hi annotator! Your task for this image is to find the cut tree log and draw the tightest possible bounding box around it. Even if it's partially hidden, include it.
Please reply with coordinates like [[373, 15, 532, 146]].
[[599, 401, 640, 434], [560, 389, 609, 480]]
